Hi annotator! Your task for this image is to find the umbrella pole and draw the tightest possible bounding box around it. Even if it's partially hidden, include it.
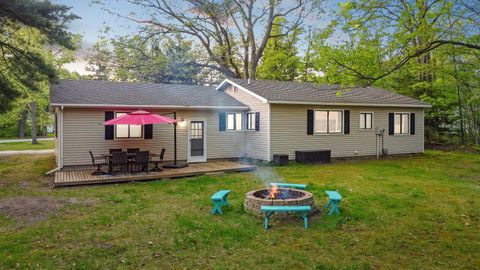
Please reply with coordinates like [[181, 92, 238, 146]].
[[173, 112, 177, 165], [163, 111, 188, 169]]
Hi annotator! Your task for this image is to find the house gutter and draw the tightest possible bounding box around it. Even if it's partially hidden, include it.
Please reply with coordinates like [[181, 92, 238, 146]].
[[268, 100, 432, 108], [49, 103, 249, 110]]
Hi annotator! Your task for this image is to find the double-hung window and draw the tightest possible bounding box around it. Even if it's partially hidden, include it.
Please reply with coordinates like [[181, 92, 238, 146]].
[[359, 112, 373, 129], [394, 113, 409, 134], [246, 112, 255, 130], [227, 112, 243, 131], [314, 110, 343, 134], [115, 112, 143, 139]]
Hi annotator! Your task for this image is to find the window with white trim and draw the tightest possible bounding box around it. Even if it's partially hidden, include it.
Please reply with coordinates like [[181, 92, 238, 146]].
[[359, 112, 373, 129], [246, 112, 255, 130], [115, 112, 143, 139], [226, 112, 243, 131], [314, 110, 343, 134], [394, 113, 409, 134]]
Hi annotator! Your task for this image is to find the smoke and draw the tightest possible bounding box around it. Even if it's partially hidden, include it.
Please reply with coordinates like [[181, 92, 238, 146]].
[[254, 166, 284, 187]]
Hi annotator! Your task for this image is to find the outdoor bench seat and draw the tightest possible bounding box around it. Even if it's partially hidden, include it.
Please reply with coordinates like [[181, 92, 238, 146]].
[[325, 190, 342, 215], [270, 182, 307, 190], [260, 205, 312, 229], [211, 190, 231, 215]]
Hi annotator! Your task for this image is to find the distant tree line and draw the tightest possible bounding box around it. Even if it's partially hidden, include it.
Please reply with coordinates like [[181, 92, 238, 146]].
[[0, 0, 478, 146]]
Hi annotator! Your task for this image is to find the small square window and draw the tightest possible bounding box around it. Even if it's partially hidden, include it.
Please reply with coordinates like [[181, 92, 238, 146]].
[[360, 113, 373, 129], [226, 112, 243, 131], [394, 113, 409, 134], [115, 112, 143, 139]]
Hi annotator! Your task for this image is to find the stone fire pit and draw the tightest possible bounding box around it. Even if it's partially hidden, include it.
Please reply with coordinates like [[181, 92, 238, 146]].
[[244, 187, 316, 217]]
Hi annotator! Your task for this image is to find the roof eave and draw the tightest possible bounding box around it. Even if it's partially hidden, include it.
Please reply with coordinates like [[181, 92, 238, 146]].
[[49, 103, 249, 110], [268, 100, 431, 108]]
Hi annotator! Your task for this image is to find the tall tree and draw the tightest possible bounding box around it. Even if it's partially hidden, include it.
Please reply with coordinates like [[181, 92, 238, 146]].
[[256, 17, 301, 81], [111, 34, 203, 84], [85, 37, 112, 80], [97, 0, 323, 79], [309, 0, 480, 145], [332, 0, 480, 86], [0, 0, 79, 112]]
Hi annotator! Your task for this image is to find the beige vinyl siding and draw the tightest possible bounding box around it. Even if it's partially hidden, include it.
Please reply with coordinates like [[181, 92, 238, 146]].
[[224, 85, 270, 161], [270, 104, 424, 160], [61, 108, 245, 166]]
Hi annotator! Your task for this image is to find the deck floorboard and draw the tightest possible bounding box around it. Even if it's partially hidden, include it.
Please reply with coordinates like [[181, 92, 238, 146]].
[[54, 161, 255, 187]]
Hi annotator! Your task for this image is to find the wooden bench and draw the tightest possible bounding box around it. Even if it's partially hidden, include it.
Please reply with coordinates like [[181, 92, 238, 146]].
[[211, 190, 231, 215], [270, 182, 307, 190], [325, 191, 342, 215], [260, 205, 312, 229]]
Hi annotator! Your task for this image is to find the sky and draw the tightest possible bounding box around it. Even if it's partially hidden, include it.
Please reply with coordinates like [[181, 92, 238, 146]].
[[54, 0, 343, 75]]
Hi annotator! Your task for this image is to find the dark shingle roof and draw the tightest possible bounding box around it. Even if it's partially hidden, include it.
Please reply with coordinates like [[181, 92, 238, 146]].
[[50, 79, 247, 108], [221, 79, 430, 107]]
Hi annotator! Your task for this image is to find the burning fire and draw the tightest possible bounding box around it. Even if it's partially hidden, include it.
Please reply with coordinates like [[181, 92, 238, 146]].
[[268, 184, 279, 199]]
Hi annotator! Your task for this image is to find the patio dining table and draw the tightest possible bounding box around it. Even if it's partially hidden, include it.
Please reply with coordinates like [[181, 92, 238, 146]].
[[101, 153, 161, 173]]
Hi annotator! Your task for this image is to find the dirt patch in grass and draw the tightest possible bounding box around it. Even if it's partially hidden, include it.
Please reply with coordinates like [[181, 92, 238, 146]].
[[0, 197, 97, 225], [0, 197, 64, 224]]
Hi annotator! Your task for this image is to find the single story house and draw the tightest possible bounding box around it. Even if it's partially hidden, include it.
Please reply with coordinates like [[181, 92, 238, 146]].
[[50, 78, 430, 167]]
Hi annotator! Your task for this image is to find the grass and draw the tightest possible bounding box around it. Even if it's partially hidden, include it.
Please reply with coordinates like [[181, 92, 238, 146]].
[[0, 140, 54, 151], [0, 150, 478, 269], [0, 133, 55, 140]]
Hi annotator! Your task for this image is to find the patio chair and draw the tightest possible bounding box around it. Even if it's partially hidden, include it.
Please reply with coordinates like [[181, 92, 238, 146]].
[[132, 151, 149, 174], [89, 151, 107, 175], [150, 148, 165, 172], [127, 148, 140, 153], [110, 151, 128, 174], [109, 148, 122, 154]]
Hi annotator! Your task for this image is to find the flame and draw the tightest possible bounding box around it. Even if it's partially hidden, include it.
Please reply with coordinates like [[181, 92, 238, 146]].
[[268, 184, 279, 199]]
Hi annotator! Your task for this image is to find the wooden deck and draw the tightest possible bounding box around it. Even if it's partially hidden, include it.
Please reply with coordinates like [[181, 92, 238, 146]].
[[54, 161, 256, 187]]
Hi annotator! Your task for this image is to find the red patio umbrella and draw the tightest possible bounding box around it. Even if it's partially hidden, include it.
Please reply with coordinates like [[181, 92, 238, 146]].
[[104, 110, 187, 168], [104, 109, 177, 125]]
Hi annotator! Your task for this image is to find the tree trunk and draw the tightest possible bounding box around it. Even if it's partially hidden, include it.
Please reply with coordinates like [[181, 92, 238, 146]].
[[30, 102, 38, 144], [18, 110, 27, 138]]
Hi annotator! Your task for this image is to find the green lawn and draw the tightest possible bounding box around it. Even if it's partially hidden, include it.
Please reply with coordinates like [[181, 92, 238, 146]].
[[0, 140, 54, 151], [0, 133, 55, 141], [0, 151, 478, 269]]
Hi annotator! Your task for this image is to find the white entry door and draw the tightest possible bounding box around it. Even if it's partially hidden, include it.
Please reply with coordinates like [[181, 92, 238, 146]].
[[188, 119, 207, 163]]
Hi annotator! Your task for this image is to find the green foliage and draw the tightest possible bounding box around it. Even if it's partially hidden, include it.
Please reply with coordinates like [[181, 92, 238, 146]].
[[256, 17, 301, 81], [305, 0, 480, 144], [0, 0, 78, 112], [86, 34, 204, 84]]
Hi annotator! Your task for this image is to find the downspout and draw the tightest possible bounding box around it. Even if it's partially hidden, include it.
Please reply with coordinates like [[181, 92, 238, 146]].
[[46, 106, 64, 175]]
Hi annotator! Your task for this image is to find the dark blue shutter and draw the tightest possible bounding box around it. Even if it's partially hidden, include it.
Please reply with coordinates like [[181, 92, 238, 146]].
[[388, 113, 394, 135], [344, 110, 350, 134], [219, 112, 226, 131], [105, 111, 114, 140], [307, 110, 314, 135], [410, 113, 415, 135], [144, 124, 153, 139], [255, 112, 260, 131]]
